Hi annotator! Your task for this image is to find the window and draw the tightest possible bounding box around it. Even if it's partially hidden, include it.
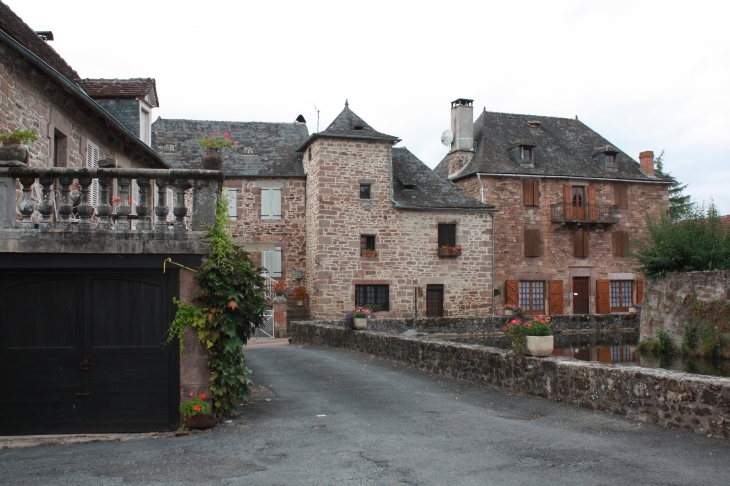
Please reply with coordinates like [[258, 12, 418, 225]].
[[524, 229, 540, 257], [355, 285, 389, 311], [140, 106, 151, 145], [360, 184, 371, 199], [261, 247, 282, 277], [571, 186, 584, 207], [260, 188, 282, 219], [86, 140, 100, 208], [523, 179, 539, 206], [53, 129, 67, 168], [613, 231, 630, 257], [518, 281, 545, 314], [573, 229, 589, 258], [521, 146, 532, 163], [438, 223, 456, 248], [403, 184, 416, 192], [610, 280, 633, 312], [614, 184, 628, 209], [606, 153, 617, 170], [360, 235, 375, 251], [223, 187, 237, 219]]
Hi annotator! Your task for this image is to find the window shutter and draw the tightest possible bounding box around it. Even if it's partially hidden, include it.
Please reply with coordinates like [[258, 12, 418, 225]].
[[261, 251, 271, 276], [587, 186, 597, 221], [260, 188, 271, 219], [273, 246, 282, 277], [524, 229, 540, 257], [613, 231, 629, 257], [622, 232, 630, 256], [549, 280, 564, 314], [596, 280, 611, 314], [523, 180, 535, 206], [563, 184, 572, 203], [86, 140, 99, 208], [612, 231, 618, 256], [574, 230, 588, 258], [272, 188, 282, 218], [533, 180, 539, 206], [636, 279, 644, 305], [505, 281, 519, 306], [614, 184, 629, 209]]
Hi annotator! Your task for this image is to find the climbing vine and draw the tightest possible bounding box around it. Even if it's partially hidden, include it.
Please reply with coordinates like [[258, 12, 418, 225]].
[[167, 195, 267, 417]]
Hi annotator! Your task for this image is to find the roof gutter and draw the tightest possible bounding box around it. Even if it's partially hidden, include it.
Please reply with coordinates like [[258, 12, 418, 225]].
[[464, 172, 672, 185], [0, 29, 168, 169]]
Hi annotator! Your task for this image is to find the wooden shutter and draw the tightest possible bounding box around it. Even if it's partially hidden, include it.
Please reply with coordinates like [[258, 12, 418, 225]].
[[613, 231, 629, 257], [614, 184, 629, 209], [272, 188, 282, 219], [524, 229, 540, 257], [562, 184, 572, 220], [86, 140, 99, 208], [622, 232, 630, 255], [573, 229, 588, 258], [596, 280, 610, 314], [261, 188, 271, 219], [523, 180, 538, 206], [636, 279, 644, 305], [587, 186, 597, 221], [549, 280, 564, 314], [505, 281, 519, 306]]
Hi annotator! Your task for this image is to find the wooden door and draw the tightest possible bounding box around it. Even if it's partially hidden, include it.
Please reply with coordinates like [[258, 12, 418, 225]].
[[426, 285, 444, 318], [573, 277, 590, 315]]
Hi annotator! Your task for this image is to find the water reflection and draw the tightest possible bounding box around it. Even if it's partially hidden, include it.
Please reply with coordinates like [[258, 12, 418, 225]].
[[424, 331, 730, 378]]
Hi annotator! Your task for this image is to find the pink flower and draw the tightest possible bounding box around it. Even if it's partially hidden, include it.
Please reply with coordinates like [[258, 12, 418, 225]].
[[200, 132, 205, 137], [502, 325, 507, 331], [189, 392, 194, 397], [7, 125, 13, 130], [223, 133, 230, 138], [211, 132, 218, 137]]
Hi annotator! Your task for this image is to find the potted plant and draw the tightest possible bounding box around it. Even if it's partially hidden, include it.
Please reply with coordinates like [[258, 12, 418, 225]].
[[0, 126, 36, 166], [0, 126, 37, 146], [436, 244, 462, 257], [197, 132, 237, 170], [293, 285, 309, 306], [628, 303, 641, 313], [180, 392, 217, 429], [504, 304, 524, 317], [273, 280, 286, 297], [341, 306, 371, 330], [503, 315, 553, 356], [361, 248, 378, 258]]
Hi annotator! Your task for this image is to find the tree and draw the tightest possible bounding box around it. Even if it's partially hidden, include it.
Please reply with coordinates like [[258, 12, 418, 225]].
[[654, 150, 693, 220]]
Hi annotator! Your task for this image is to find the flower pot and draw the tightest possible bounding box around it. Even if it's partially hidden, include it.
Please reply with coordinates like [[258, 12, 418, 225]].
[[185, 414, 217, 429], [353, 317, 367, 330], [361, 253, 377, 258], [202, 149, 223, 170], [2, 138, 21, 147], [526, 335, 554, 357], [628, 307, 637, 314], [504, 309, 513, 316], [437, 248, 461, 257], [297, 300, 304, 306]]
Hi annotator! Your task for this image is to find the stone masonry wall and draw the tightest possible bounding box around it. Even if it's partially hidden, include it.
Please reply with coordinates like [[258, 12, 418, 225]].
[[641, 271, 730, 356], [0, 41, 145, 169], [225, 177, 306, 296], [291, 321, 730, 438], [303, 138, 492, 320], [457, 175, 668, 314]]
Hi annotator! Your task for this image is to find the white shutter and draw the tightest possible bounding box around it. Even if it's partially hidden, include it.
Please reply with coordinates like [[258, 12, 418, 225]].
[[130, 180, 140, 229], [166, 187, 175, 222], [273, 246, 282, 277], [261, 251, 271, 276], [86, 140, 99, 208], [272, 188, 282, 219], [224, 187, 237, 219], [261, 188, 271, 219]]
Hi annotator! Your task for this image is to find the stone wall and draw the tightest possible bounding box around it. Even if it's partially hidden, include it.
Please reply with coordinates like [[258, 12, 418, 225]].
[[302, 138, 493, 320], [306, 313, 639, 335], [178, 268, 210, 404], [456, 175, 668, 314], [641, 270, 730, 353], [290, 321, 730, 438]]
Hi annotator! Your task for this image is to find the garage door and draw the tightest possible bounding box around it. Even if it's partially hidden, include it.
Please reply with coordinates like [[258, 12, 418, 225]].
[[0, 270, 178, 435]]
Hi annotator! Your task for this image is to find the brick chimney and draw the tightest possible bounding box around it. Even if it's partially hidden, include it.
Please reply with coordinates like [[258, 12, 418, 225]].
[[639, 150, 655, 176]]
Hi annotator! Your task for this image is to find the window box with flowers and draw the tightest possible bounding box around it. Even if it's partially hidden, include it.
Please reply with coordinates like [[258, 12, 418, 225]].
[[503, 304, 525, 317], [361, 248, 378, 259], [437, 244, 462, 257]]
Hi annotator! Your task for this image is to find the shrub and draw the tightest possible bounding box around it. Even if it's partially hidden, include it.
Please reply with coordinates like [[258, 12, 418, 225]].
[[681, 324, 697, 356], [697, 325, 730, 359], [637, 329, 676, 355]]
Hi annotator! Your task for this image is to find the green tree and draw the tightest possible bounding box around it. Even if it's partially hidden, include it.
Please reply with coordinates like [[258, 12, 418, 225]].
[[654, 150, 693, 220]]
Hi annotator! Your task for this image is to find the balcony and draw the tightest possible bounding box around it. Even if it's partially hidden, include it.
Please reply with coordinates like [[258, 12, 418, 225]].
[[550, 203, 619, 225]]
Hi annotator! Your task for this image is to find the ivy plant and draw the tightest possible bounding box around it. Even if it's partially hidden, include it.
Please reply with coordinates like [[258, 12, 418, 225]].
[[166, 194, 267, 417]]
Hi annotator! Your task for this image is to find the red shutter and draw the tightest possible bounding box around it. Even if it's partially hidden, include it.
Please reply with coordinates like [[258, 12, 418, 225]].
[[549, 280, 564, 315], [636, 279, 644, 305], [505, 281, 519, 306], [596, 280, 611, 314], [587, 186, 597, 221]]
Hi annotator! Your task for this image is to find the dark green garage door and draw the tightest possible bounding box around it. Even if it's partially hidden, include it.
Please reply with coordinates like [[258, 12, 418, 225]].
[[0, 270, 178, 435]]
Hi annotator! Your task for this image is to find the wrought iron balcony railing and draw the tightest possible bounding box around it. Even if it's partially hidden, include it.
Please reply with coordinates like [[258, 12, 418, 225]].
[[550, 203, 619, 225]]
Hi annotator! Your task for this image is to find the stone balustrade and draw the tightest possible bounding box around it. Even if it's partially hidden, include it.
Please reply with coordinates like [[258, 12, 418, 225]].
[[0, 166, 223, 232]]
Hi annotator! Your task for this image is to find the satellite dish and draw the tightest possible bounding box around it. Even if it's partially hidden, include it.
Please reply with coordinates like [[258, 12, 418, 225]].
[[441, 130, 454, 147]]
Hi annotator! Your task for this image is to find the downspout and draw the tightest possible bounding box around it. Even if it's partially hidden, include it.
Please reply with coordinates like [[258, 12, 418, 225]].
[[477, 173, 495, 317]]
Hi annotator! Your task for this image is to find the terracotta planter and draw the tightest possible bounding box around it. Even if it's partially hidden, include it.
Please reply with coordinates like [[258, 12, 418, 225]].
[[2, 138, 21, 146], [353, 317, 367, 330], [526, 335, 554, 357], [504, 309, 514, 316], [361, 252, 377, 259], [437, 248, 461, 257], [185, 414, 217, 429], [202, 149, 223, 170]]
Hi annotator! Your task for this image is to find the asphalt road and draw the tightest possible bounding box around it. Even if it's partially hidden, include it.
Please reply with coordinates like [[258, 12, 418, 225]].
[[2, 339, 729, 485]]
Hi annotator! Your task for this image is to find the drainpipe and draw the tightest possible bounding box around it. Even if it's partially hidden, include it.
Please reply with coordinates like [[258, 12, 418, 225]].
[[477, 173, 495, 317]]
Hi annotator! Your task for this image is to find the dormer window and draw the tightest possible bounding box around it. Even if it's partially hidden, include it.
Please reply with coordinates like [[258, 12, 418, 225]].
[[593, 145, 619, 171], [521, 146, 533, 163], [403, 184, 416, 192], [353, 125, 364, 131], [243, 147, 254, 156], [606, 153, 617, 170]]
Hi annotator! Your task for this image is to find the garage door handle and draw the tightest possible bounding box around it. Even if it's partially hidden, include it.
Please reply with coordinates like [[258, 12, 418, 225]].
[[79, 359, 93, 370], [75, 392, 89, 397]]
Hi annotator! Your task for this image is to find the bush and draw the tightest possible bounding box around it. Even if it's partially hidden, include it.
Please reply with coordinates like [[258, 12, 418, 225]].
[[637, 329, 676, 355], [697, 325, 730, 359], [681, 324, 697, 356]]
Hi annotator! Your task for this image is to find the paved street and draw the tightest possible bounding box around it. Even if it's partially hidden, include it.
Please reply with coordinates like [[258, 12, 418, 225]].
[[2, 339, 729, 485]]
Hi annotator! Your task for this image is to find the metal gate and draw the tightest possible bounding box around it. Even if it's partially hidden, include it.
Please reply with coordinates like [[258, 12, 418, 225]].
[[253, 309, 275, 338]]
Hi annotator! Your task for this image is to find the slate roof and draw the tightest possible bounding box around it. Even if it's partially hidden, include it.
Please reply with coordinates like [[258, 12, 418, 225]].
[[152, 119, 309, 177], [391, 147, 494, 211], [79, 78, 159, 106], [0, 2, 80, 82], [434, 110, 671, 183], [296, 102, 398, 151]]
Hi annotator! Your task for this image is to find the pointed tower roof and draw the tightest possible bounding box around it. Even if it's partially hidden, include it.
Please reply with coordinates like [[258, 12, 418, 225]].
[[296, 101, 399, 151]]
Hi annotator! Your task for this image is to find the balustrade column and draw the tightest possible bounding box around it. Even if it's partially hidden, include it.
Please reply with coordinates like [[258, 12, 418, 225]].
[[136, 178, 152, 230], [154, 179, 170, 231], [76, 175, 94, 230], [96, 177, 113, 229], [37, 175, 55, 230], [172, 179, 192, 232], [18, 176, 35, 229], [57, 176, 73, 230], [115, 178, 131, 230]]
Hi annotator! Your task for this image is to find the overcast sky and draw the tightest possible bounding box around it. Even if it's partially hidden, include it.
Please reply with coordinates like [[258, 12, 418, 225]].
[[12, 0, 730, 212]]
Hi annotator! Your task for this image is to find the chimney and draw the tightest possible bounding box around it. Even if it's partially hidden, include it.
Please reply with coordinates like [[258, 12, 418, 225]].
[[450, 98, 474, 152], [639, 150, 655, 176]]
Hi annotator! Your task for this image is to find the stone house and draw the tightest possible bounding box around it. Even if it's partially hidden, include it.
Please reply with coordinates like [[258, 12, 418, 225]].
[[0, 2, 219, 435], [153, 103, 496, 320], [435, 99, 671, 315]]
